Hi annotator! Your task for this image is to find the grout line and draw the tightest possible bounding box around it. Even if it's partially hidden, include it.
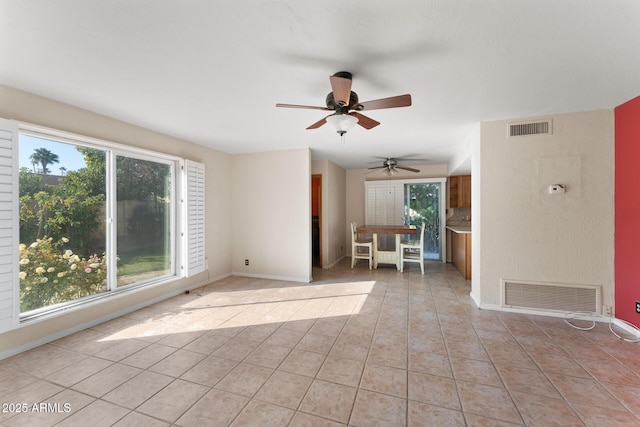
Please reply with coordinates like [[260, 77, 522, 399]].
[[4, 259, 640, 426]]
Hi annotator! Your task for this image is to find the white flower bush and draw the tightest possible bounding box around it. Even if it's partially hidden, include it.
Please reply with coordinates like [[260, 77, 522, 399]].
[[19, 236, 108, 312]]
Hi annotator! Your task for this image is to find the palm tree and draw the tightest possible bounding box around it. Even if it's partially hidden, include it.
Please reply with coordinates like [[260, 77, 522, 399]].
[[59, 166, 67, 176], [29, 148, 59, 175]]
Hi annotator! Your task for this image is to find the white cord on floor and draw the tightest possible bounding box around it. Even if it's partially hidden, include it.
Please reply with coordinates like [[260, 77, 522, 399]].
[[563, 311, 640, 343]]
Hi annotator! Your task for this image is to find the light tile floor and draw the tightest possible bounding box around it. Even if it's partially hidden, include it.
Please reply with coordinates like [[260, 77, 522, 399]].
[[1, 260, 640, 426]]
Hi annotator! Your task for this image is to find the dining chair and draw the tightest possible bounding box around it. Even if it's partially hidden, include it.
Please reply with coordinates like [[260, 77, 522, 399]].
[[400, 221, 425, 274], [351, 222, 373, 269]]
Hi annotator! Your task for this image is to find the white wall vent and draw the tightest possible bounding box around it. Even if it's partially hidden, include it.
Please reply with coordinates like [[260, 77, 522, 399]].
[[502, 280, 601, 314], [508, 119, 552, 137]]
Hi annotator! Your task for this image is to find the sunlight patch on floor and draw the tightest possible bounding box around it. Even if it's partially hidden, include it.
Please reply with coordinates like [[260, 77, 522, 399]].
[[99, 280, 377, 342]]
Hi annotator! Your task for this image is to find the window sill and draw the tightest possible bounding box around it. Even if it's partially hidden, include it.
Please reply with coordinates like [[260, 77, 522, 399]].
[[19, 274, 180, 325]]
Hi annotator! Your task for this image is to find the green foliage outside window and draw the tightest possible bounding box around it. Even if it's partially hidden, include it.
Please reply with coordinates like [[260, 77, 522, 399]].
[[19, 236, 107, 312], [407, 183, 440, 256], [19, 146, 108, 313]]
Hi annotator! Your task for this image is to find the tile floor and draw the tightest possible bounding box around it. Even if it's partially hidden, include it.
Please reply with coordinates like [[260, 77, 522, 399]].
[[1, 260, 640, 426]]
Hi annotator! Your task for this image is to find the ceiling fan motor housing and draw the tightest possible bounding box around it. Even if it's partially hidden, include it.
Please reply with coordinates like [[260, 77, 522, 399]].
[[326, 91, 360, 112]]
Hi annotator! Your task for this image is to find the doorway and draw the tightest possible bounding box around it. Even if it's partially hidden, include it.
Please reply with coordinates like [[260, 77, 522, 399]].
[[312, 175, 322, 267], [404, 181, 445, 261], [365, 178, 446, 262]]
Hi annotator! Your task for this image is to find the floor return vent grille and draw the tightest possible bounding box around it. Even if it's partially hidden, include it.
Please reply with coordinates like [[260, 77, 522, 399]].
[[503, 280, 601, 314]]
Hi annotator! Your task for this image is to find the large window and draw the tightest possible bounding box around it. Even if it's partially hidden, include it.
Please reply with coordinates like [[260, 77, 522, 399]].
[[18, 131, 177, 316]]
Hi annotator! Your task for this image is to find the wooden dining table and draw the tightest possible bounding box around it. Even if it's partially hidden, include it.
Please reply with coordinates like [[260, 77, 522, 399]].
[[356, 224, 416, 270]]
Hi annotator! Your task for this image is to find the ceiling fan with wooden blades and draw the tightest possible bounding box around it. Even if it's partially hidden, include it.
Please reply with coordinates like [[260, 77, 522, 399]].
[[276, 71, 412, 135], [368, 157, 421, 176]]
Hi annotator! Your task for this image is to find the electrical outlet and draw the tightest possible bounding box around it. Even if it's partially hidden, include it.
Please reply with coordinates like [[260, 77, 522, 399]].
[[636, 301, 640, 314], [603, 306, 612, 317], [245, 259, 249, 266]]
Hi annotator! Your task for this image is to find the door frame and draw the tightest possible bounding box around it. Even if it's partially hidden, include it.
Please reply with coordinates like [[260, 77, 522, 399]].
[[366, 177, 446, 262], [312, 174, 322, 268], [403, 178, 447, 262]]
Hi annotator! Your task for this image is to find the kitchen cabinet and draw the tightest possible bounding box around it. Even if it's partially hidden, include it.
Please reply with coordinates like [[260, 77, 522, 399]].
[[449, 175, 471, 208], [450, 229, 471, 280]]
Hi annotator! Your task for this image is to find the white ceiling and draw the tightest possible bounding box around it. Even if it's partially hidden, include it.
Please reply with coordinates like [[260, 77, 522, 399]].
[[2, 1, 640, 170]]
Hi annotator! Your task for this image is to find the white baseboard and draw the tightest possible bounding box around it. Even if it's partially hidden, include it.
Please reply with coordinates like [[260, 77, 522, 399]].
[[231, 272, 312, 284], [322, 255, 345, 269], [205, 271, 232, 285], [475, 301, 640, 338]]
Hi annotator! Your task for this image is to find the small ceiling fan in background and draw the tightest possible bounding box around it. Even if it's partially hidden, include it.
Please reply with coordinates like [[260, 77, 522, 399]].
[[276, 71, 412, 136], [368, 157, 424, 176]]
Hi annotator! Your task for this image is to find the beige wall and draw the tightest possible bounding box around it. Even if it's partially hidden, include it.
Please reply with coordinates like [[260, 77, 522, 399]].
[[345, 164, 448, 255], [449, 124, 478, 175], [232, 149, 312, 282], [0, 85, 232, 357], [312, 159, 347, 269], [477, 110, 614, 309], [470, 130, 482, 303]]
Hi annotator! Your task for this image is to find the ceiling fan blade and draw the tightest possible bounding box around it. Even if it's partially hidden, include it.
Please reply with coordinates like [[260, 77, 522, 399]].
[[350, 112, 380, 130], [276, 103, 331, 111], [367, 166, 386, 170], [306, 115, 330, 129], [365, 167, 385, 174], [396, 166, 420, 173], [330, 75, 352, 106], [356, 94, 412, 111]]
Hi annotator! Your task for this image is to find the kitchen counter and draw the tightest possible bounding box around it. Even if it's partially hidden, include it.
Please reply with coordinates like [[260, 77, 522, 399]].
[[446, 224, 471, 234], [447, 223, 471, 279]]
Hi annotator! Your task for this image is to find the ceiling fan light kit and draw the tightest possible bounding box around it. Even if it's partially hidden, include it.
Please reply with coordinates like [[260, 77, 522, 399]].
[[326, 114, 358, 136], [383, 166, 399, 176], [276, 71, 412, 138]]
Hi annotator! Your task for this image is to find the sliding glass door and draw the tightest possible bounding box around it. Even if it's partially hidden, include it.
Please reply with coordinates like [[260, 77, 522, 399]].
[[405, 181, 444, 261]]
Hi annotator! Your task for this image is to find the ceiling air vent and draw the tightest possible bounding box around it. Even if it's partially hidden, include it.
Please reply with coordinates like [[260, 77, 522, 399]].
[[508, 119, 552, 137]]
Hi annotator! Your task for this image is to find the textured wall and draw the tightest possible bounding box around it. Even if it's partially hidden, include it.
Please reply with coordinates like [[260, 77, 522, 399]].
[[231, 149, 311, 282], [478, 110, 614, 309]]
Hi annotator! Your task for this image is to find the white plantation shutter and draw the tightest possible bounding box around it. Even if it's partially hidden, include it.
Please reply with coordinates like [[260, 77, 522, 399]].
[[0, 119, 19, 333], [366, 184, 387, 224], [183, 160, 205, 277], [365, 181, 404, 225]]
